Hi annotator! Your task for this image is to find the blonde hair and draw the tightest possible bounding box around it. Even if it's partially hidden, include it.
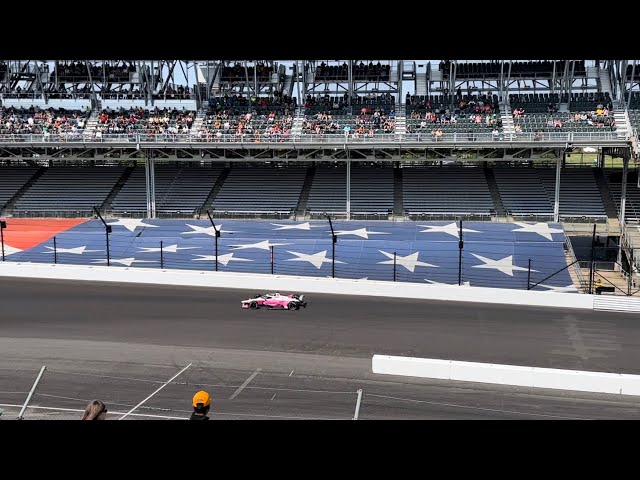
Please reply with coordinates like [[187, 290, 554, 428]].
[[82, 400, 107, 420]]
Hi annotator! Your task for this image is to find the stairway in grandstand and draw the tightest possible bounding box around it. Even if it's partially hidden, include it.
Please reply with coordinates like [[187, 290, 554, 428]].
[[592, 167, 619, 220], [500, 103, 515, 138], [295, 164, 316, 217], [191, 109, 206, 132], [291, 109, 304, 138], [597, 65, 613, 100], [394, 106, 406, 137], [483, 167, 506, 217], [283, 73, 294, 99], [199, 165, 231, 213], [415, 72, 428, 97], [564, 237, 588, 292], [83, 108, 101, 140], [99, 166, 135, 214], [613, 110, 630, 140]]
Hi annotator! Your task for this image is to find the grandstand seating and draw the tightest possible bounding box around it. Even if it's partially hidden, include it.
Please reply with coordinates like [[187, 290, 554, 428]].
[[605, 170, 640, 221], [212, 164, 306, 213], [13, 167, 125, 213], [627, 109, 640, 133], [0, 106, 90, 138], [306, 166, 347, 213], [350, 165, 395, 214], [510, 94, 616, 134], [538, 168, 606, 217], [442, 60, 586, 79], [406, 94, 502, 137], [94, 107, 195, 139], [0, 167, 39, 210], [493, 167, 605, 218], [493, 167, 553, 215], [157, 165, 223, 214], [110, 165, 223, 215], [402, 166, 494, 215]]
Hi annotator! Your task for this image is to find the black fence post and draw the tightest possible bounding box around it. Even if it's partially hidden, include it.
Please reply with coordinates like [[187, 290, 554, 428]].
[[527, 258, 532, 290], [270, 245, 274, 275], [588, 224, 596, 294], [629, 248, 634, 296], [93, 207, 111, 266], [393, 251, 397, 281], [0, 220, 6, 262], [160, 241, 164, 269], [458, 220, 463, 286], [206, 210, 221, 272], [53, 236, 57, 264], [327, 213, 337, 278]]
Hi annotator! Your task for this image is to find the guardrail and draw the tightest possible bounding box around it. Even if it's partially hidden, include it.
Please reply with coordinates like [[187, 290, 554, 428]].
[[0, 130, 626, 146]]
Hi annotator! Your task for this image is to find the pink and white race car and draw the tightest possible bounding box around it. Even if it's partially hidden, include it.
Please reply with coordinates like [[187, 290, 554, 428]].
[[241, 292, 307, 310]]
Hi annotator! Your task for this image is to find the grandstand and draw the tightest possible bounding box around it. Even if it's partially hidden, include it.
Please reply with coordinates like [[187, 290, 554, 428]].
[[1, 58, 640, 294]]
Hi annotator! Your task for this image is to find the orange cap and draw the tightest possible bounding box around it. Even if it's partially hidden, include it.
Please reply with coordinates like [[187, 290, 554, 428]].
[[193, 390, 211, 408]]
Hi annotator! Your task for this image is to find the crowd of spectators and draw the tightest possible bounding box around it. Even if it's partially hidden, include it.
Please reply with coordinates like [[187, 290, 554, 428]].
[[152, 85, 192, 100], [301, 108, 396, 137], [406, 93, 502, 136], [54, 61, 135, 82], [94, 106, 195, 139], [0, 106, 90, 139], [221, 62, 273, 82], [196, 95, 294, 142]]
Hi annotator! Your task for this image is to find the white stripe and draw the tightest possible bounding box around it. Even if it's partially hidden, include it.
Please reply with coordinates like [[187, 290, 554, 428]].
[[229, 368, 261, 400], [119, 363, 192, 420]]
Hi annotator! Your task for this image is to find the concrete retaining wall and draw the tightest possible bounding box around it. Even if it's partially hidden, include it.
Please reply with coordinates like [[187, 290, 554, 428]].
[[0, 261, 594, 310], [372, 355, 640, 396]]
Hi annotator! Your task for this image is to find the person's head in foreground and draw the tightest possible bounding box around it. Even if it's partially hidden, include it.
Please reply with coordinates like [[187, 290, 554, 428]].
[[82, 400, 108, 420]]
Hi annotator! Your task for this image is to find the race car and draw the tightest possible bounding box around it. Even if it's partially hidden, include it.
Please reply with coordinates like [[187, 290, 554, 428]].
[[241, 292, 307, 310]]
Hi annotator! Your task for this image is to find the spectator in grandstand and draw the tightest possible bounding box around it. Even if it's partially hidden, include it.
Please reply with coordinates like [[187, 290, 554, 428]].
[[190, 390, 211, 420], [594, 279, 603, 295], [82, 399, 108, 420]]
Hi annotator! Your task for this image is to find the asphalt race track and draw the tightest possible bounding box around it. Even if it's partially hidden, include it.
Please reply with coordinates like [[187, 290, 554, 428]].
[[1, 276, 640, 420]]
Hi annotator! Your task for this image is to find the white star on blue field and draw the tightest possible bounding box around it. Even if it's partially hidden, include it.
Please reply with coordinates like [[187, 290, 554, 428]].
[[11, 219, 574, 290]]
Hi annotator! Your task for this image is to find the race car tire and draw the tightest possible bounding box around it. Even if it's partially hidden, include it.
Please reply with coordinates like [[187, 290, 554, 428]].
[[250, 301, 259, 309], [288, 303, 298, 311]]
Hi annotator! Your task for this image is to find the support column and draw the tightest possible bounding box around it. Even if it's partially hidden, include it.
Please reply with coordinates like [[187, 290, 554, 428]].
[[620, 151, 629, 228], [618, 151, 629, 268], [628, 60, 636, 110], [553, 156, 561, 223], [397, 61, 403, 104], [346, 159, 351, 220], [145, 156, 156, 219], [348, 60, 353, 107], [145, 156, 151, 216]]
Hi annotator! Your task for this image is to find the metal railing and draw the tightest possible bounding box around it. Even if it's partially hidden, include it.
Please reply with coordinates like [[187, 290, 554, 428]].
[[0, 130, 626, 146], [564, 235, 588, 292]]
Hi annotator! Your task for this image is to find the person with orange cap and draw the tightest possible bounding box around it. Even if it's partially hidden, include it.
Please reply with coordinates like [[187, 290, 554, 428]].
[[190, 390, 211, 420]]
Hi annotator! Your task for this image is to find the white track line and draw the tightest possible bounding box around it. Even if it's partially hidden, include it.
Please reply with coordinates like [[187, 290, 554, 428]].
[[119, 363, 192, 420], [229, 368, 262, 400]]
